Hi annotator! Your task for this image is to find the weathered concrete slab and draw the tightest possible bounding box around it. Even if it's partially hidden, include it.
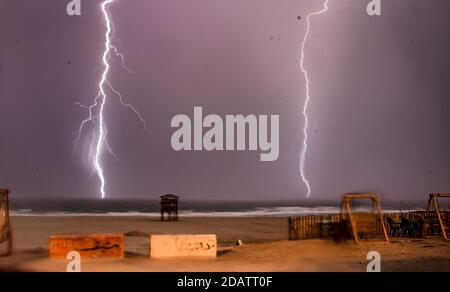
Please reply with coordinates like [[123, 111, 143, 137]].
[[49, 234, 124, 259], [150, 234, 217, 258]]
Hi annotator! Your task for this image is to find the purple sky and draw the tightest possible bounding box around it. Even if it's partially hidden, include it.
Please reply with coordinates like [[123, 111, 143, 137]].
[[0, 0, 449, 200]]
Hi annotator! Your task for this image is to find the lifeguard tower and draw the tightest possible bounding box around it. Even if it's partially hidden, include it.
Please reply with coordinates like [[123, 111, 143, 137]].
[[160, 194, 179, 221]]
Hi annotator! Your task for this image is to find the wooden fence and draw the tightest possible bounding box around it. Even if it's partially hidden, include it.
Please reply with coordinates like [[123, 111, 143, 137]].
[[0, 189, 12, 255], [289, 211, 449, 240], [288, 214, 341, 240]]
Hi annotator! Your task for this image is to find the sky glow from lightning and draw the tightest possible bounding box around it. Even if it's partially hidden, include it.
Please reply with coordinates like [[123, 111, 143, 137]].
[[75, 0, 329, 199], [75, 0, 149, 199], [300, 0, 330, 198]]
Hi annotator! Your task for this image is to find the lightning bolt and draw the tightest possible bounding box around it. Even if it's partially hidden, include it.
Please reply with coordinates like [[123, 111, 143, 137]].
[[299, 0, 330, 198], [75, 0, 149, 199]]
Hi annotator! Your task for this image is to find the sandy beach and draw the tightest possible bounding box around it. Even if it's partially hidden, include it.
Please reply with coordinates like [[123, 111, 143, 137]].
[[0, 216, 448, 272]]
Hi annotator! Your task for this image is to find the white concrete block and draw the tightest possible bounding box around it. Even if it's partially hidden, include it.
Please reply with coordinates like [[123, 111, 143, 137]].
[[150, 234, 217, 258]]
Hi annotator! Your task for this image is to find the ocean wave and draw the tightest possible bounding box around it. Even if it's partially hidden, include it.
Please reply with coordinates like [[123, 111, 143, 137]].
[[11, 206, 338, 217], [10, 206, 418, 217]]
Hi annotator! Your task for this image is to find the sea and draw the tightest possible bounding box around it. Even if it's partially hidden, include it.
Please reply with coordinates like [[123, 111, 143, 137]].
[[9, 198, 441, 217]]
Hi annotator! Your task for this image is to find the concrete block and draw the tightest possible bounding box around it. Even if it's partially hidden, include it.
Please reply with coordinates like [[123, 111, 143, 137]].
[[49, 234, 124, 259], [150, 234, 217, 258]]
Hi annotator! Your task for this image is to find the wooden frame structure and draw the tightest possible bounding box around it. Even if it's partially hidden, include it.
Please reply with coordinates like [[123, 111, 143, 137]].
[[341, 193, 389, 244], [0, 188, 12, 256], [426, 193, 449, 240]]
